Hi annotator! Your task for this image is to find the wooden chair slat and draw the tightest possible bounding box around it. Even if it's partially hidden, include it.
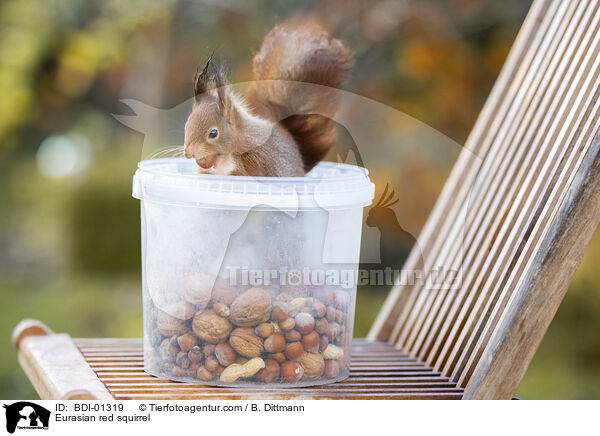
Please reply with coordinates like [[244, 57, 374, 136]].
[[405, 0, 583, 356], [379, 0, 564, 347], [369, 0, 600, 399], [436, 1, 600, 377], [72, 339, 463, 399], [415, 1, 598, 365], [452, 25, 600, 382], [447, 1, 600, 381], [367, 0, 556, 342]]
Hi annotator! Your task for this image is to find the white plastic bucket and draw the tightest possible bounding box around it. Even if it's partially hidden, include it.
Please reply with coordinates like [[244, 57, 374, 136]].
[[133, 158, 374, 387]]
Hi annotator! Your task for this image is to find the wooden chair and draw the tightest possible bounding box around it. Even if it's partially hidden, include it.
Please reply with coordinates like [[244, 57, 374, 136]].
[[13, 0, 600, 400]]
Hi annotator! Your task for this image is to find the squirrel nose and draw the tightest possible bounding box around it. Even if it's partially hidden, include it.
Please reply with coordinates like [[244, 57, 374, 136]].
[[184, 145, 193, 158]]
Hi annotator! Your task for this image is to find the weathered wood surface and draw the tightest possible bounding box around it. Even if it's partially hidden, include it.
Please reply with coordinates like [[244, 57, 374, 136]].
[[78, 338, 464, 400], [369, 0, 600, 399], [14, 320, 113, 400], [16, 332, 465, 400], [464, 127, 600, 399]]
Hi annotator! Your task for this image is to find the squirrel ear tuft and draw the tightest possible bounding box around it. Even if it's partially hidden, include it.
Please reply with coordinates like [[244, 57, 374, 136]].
[[193, 58, 212, 103], [211, 62, 237, 123], [212, 63, 229, 112]]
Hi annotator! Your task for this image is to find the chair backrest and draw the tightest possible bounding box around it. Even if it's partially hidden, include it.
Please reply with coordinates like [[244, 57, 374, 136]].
[[368, 0, 600, 399]]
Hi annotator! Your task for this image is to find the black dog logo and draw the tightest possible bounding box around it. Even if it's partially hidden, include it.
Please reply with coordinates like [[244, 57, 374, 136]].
[[3, 402, 50, 433]]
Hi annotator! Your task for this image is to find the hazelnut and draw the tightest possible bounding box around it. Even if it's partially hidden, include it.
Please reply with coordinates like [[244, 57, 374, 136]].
[[301, 331, 320, 353], [264, 333, 286, 353], [255, 322, 273, 338], [315, 318, 328, 334], [289, 298, 306, 312], [159, 337, 178, 361], [285, 341, 304, 361], [299, 352, 325, 379], [324, 289, 336, 304], [335, 309, 344, 324], [176, 351, 190, 369], [196, 366, 212, 381], [324, 359, 340, 378], [192, 310, 232, 344], [187, 362, 201, 377], [256, 359, 281, 383], [326, 322, 340, 341], [213, 302, 230, 318], [284, 329, 301, 342], [326, 306, 336, 322], [203, 343, 216, 357], [269, 352, 286, 363], [230, 328, 264, 358], [320, 335, 329, 352], [271, 304, 288, 322], [177, 333, 197, 352], [188, 346, 203, 363], [281, 361, 304, 383], [215, 343, 236, 367], [279, 317, 295, 331], [295, 313, 315, 335], [172, 365, 186, 378], [167, 336, 180, 358], [275, 292, 292, 304], [205, 357, 220, 372], [312, 301, 326, 318], [229, 287, 272, 327]]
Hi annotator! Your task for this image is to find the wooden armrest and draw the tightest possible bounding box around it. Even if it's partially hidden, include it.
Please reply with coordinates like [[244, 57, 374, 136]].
[[12, 319, 113, 400]]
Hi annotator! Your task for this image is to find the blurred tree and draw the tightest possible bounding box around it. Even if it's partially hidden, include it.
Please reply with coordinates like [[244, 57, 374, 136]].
[[67, 160, 141, 275]]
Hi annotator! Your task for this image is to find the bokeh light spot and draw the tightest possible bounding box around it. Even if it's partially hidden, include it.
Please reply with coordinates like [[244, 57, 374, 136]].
[[36, 133, 92, 178]]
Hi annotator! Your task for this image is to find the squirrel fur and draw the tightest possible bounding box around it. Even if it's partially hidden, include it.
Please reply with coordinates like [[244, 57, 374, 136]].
[[183, 19, 353, 177]]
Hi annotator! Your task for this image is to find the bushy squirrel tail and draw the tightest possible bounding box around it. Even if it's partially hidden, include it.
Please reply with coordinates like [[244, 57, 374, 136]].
[[246, 19, 353, 172]]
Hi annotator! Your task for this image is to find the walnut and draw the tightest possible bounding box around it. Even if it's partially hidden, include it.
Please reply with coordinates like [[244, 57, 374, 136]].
[[298, 352, 325, 379], [192, 310, 232, 344], [229, 327, 264, 358], [156, 310, 189, 337], [229, 287, 272, 327], [180, 272, 214, 309]]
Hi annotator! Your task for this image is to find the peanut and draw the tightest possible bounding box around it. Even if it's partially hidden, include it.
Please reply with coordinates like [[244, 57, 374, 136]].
[[220, 357, 266, 383]]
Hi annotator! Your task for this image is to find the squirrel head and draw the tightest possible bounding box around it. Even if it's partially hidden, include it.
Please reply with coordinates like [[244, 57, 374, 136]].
[[184, 59, 260, 174]]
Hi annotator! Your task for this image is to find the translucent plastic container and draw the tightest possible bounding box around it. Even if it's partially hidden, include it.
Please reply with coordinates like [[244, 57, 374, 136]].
[[132, 158, 374, 387]]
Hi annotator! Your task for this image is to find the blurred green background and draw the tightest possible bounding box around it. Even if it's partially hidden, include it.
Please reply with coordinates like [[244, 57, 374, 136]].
[[1, 0, 598, 399]]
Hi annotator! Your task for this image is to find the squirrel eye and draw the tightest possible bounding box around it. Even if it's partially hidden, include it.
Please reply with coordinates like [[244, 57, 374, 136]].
[[208, 129, 218, 139]]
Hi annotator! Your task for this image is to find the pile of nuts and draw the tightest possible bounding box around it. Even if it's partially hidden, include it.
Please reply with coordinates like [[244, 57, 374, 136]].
[[145, 283, 351, 385]]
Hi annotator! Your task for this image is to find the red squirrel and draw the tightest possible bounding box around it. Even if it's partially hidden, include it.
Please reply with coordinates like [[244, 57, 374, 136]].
[[183, 19, 353, 177]]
